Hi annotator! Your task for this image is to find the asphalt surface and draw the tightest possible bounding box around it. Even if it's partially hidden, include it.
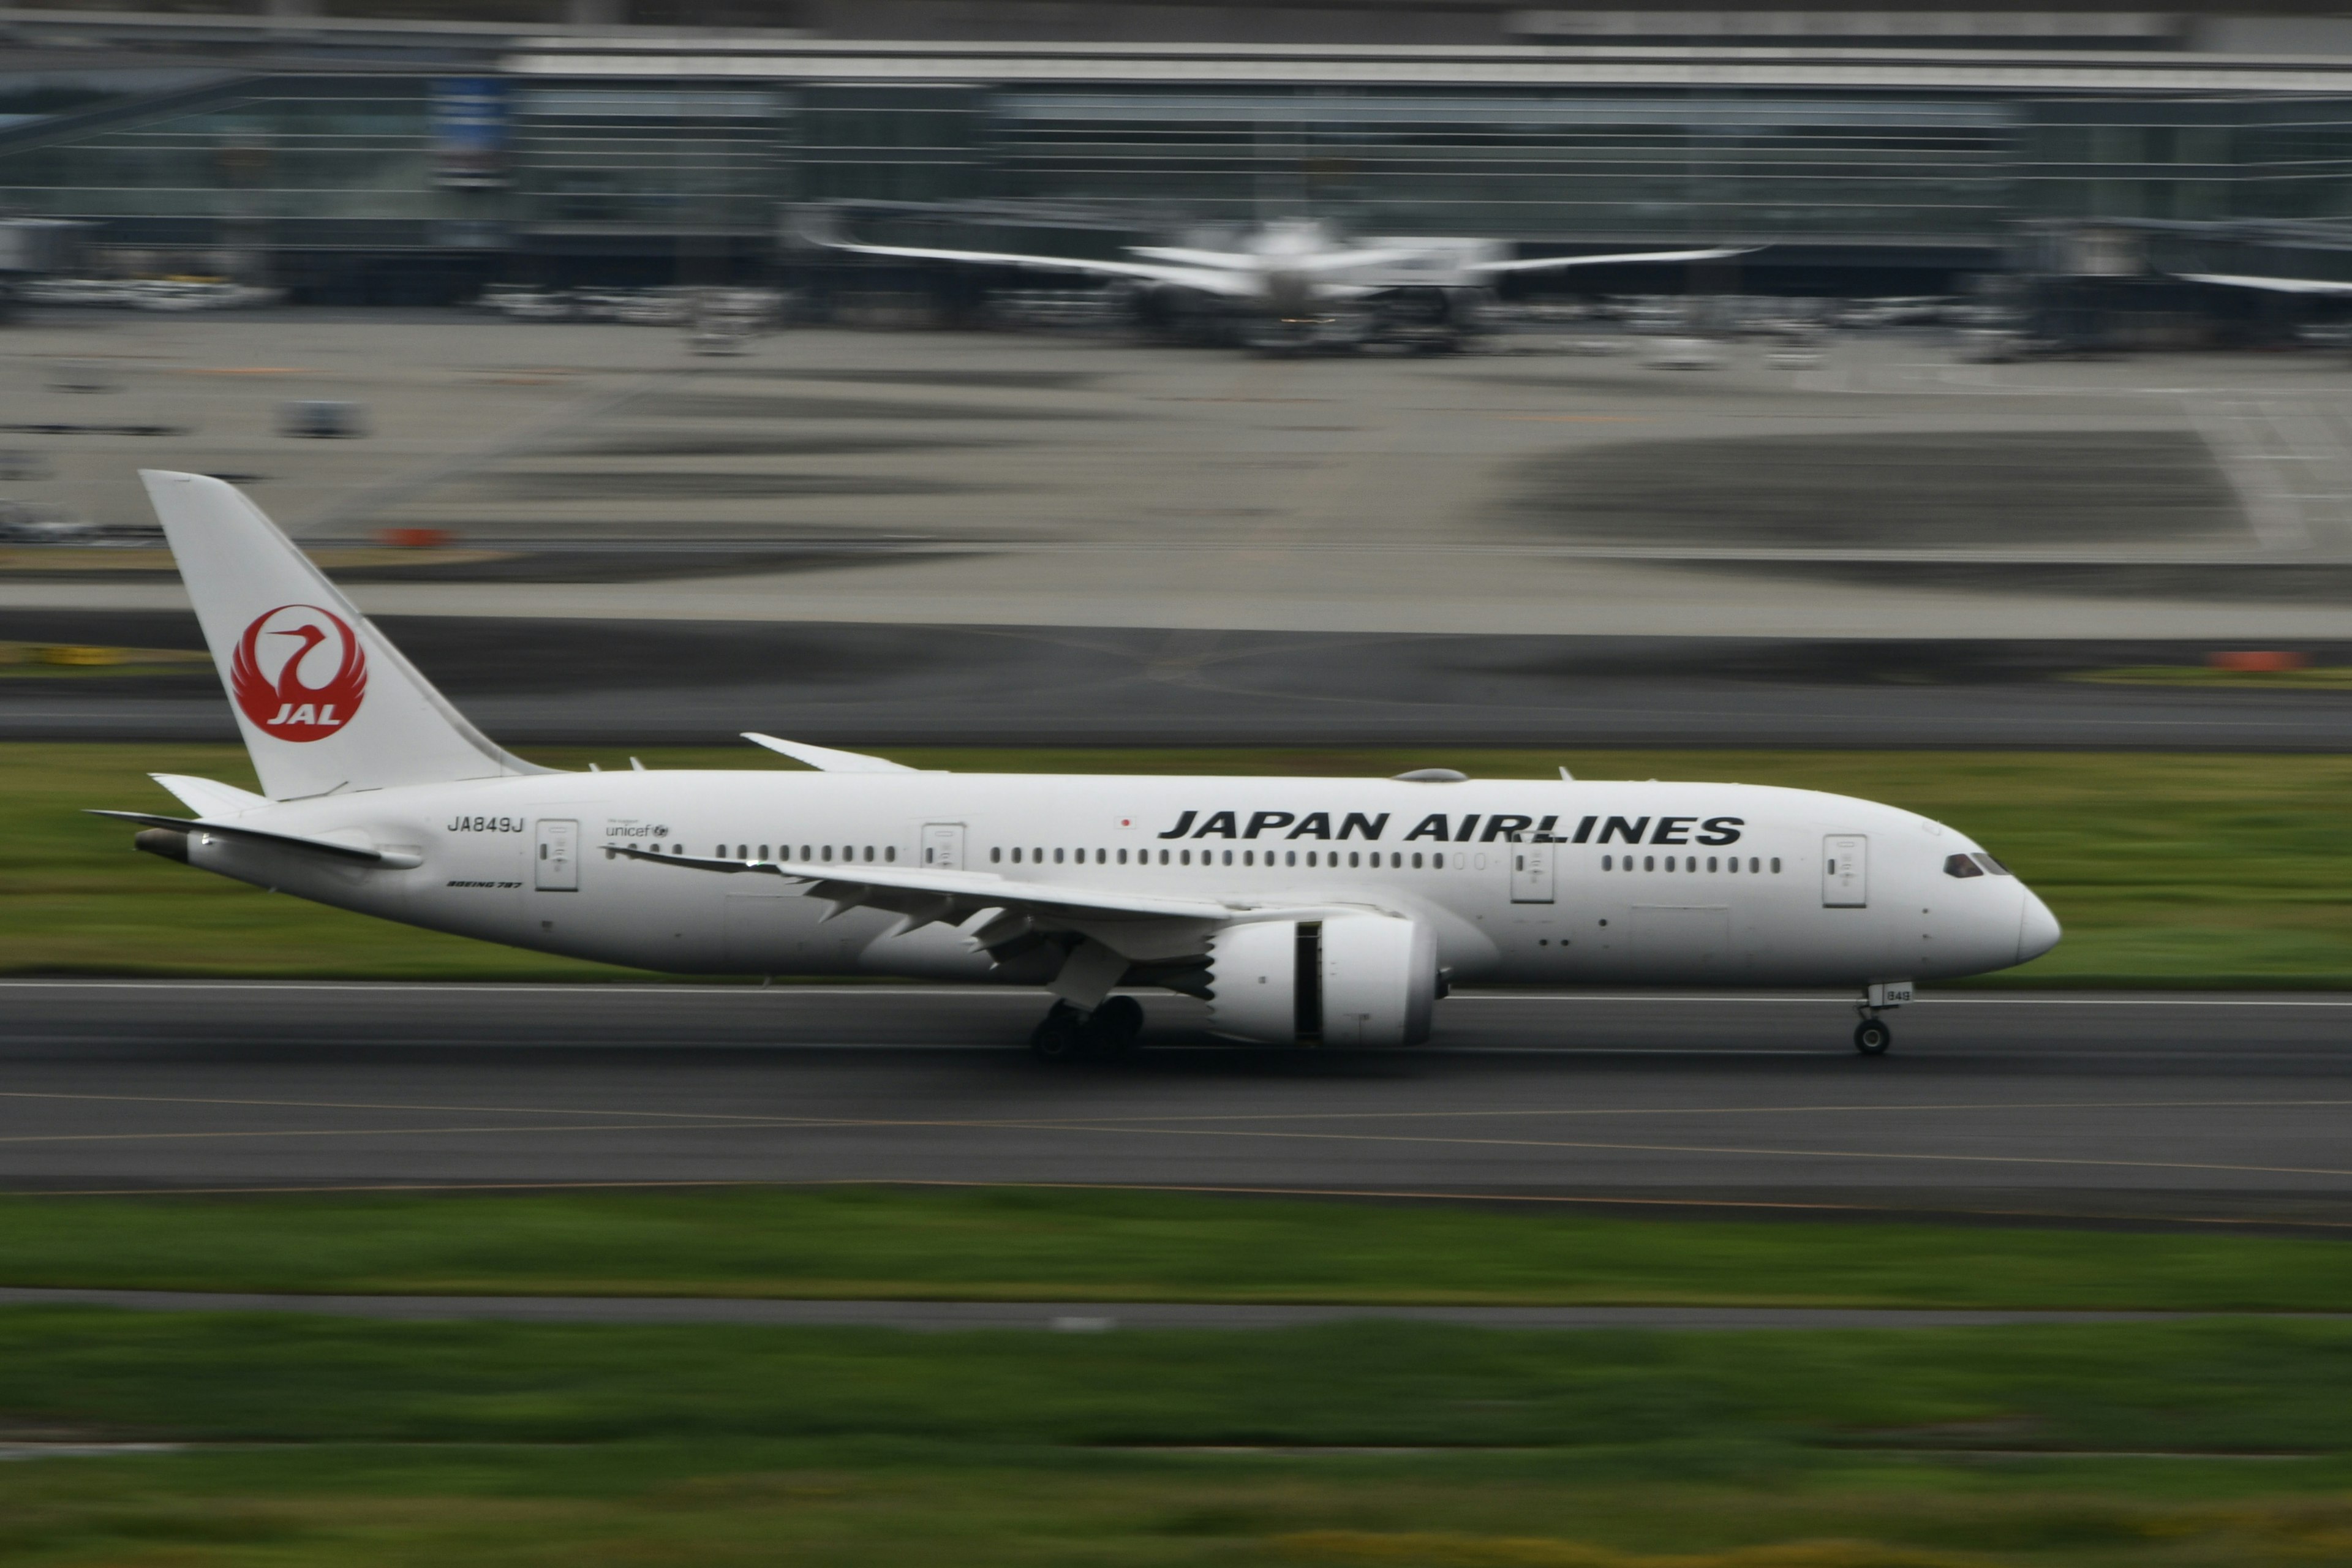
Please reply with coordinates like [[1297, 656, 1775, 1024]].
[[3, 982, 2348, 1226], [8, 614, 2350, 748], [10, 318, 2352, 643]]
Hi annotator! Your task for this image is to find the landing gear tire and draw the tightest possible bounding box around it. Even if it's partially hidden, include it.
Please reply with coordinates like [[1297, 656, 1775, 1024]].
[[1853, 1018, 1893, 1057], [1030, 1001, 1087, 1063], [1081, 995, 1145, 1057]]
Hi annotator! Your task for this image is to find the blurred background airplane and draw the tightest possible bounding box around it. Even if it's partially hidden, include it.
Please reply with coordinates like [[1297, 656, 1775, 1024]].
[[800, 214, 1749, 352]]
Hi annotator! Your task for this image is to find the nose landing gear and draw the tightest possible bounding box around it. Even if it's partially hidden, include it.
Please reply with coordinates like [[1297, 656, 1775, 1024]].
[[1853, 1017, 1893, 1056]]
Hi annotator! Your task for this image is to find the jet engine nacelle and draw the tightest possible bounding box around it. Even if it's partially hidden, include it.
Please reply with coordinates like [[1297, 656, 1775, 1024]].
[[1205, 914, 1438, 1047]]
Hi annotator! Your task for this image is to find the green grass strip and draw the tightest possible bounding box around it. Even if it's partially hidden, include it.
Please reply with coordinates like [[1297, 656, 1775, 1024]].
[[0, 1187, 2343, 1311]]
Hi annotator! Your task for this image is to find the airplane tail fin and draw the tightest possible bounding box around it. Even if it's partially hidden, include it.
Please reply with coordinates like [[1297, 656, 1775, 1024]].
[[139, 470, 553, 800]]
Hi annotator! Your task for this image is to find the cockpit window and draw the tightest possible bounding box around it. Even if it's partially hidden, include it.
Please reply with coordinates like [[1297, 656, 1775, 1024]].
[[1943, 853, 1985, 879], [1972, 853, 2012, 876]]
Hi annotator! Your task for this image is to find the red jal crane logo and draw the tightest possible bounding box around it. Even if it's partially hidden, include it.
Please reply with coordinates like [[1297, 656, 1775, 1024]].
[[230, 605, 368, 741]]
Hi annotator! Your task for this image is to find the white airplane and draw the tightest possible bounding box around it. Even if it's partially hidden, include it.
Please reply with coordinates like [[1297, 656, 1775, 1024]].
[[98, 473, 2059, 1060], [809, 217, 1749, 348]]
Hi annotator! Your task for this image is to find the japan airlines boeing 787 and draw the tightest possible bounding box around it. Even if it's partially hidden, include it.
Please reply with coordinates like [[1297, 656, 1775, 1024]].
[[99, 473, 2059, 1060]]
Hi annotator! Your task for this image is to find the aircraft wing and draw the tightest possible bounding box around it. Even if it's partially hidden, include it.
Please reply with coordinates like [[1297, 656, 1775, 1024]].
[[2175, 271, 2352, 296], [813, 238, 1262, 299], [1470, 245, 1756, 276], [604, 841, 1236, 927], [741, 733, 927, 774], [86, 810, 421, 867], [1126, 243, 1432, 276]]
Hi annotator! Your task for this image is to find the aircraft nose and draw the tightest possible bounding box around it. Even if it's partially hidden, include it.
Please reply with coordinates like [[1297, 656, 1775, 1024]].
[[2016, 888, 2062, 963]]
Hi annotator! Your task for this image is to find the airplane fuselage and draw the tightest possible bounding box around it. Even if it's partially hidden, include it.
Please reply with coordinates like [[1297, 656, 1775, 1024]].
[[182, 771, 2052, 990]]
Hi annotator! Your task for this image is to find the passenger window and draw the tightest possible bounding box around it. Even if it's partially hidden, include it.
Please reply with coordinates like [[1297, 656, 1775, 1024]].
[[1117, 848, 1128, 865], [1286, 851, 1297, 867], [886, 846, 895, 862], [1159, 849, 1169, 865], [1349, 852, 1360, 868], [1222, 850, 1233, 865], [990, 847, 1001, 864], [1706, 856, 1717, 872], [1182, 850, 1191, 865], [865, 846, 874, 862], [1602, 855, 1612, 870], [758, 846, 769, 861], [1771, 858, 1781, 873], [1944, 853, 1985, 879], [1055, 848, 1065, 864], [1644, 855, 1654, 871], [1097, 848, 1106, 864], [1012, 847, 1023, 864]]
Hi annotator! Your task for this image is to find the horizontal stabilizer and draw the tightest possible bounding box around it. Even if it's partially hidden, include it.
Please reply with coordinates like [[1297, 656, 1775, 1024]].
[[86, 810, 419, 867]]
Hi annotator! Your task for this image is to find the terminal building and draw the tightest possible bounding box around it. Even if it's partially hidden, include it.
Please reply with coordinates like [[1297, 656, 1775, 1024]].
[[6, 4, 2352, 304]]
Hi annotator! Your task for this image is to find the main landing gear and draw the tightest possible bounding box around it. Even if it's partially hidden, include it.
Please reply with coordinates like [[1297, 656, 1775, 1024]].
[[1030, 995, 1145, 1063], [1853, 979, 1912, 1057]]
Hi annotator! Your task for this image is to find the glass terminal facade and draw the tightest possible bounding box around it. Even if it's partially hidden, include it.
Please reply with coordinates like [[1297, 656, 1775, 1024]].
[[5, 68, 2352, 292]]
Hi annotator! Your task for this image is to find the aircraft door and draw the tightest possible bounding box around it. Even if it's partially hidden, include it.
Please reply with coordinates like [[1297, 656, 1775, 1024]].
[[534, 818, 579, 892], [1822, 834, 1867, 907], [921, 823, 964, 870], [1509, 838, 1554, 903]]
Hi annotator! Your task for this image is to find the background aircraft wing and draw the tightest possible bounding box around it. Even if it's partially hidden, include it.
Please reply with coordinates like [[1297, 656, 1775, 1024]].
[[1470, 245, 1755, 275], [813, 238, 1262, 298], [2174, 271, 2352, 296], [1126, 244, 1259, 270]]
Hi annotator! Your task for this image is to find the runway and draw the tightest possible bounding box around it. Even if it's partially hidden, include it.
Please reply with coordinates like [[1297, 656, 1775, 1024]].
[[2, 982, 2348, 1225], [7, 613, 2351, 749]]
